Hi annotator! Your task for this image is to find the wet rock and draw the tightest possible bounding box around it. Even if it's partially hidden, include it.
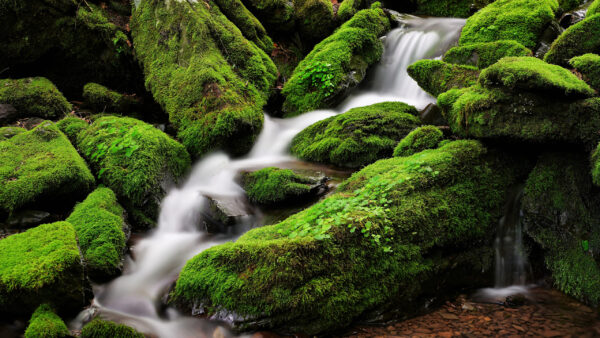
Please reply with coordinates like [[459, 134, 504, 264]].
[[2, 210, 57, 230], [534, 21, 562, 58], [408, 59, 479, 97], [204, 195, 253, 233], [0, 105, 17, 125], [419, 104, 446, 126], [505, 294, 528, 307]]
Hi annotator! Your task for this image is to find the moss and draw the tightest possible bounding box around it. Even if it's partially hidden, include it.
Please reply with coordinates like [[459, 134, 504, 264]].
[[0, 77, 71, 124], [393, 126, 444, 157], [66, 188, 126, 281], [55, 117, 89, 143], [295, 0, 335, 43], [25, 304, 70, 338], [544, 14, 600, 67], [0, 121, 94, 218], [171, 140, 526, 334], [588, 0, 600, 17], [82, 83, 141, 114], [131, 0, 277, 157], [590, 141, 600, 186], [282, 5, 390, 116], [0, 222, 89, 314], [0, 126, 26, 141], [558, 0, 586, 11], [76, 116, 190, 228], [337, 0, 373, 22], [240, 0, 295, 32], [81, 319, 143, 338], [413, 0, 494, 18], [212, 0, 274, 53], [569, 53, 600, 91], [291, 102, 420, 168], [243, 167, 317, 205], [459, 0, 558, 50], [443, 40, 533, 69], [407, 60, 479, 97]]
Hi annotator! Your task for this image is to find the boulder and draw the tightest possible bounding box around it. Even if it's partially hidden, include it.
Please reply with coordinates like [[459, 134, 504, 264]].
[[544, 14, 600, 67], [55, 116, 89, 143], [295, 0, 336, 43], [83, 83, 142, 115], [393, 125, 444, 157], [212, 0, 274, 53], [81, 319, 144, 338], [242, 167, 327, 205], [24, 304, 70, 338], [443, 40, 533, 69], [569, 53, 600, 91], [240, 0, 295, 32], [407, 60, 479, 97]]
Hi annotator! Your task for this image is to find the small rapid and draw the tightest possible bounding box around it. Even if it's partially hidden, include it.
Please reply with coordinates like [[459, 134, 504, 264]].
[[72, 16, 466, 337]]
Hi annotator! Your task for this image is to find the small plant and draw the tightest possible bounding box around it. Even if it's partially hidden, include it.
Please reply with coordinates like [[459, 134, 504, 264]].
[[300, 61, 336, 97], [86, 124, 141, 178]]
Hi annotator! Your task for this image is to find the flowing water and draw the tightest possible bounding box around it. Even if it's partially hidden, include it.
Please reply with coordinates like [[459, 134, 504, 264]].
[[72, 16, 466, 337]]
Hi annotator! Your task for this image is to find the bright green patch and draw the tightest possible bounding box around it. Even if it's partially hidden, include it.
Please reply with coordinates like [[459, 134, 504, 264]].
[[81, 319, 144, 338], [407, 59, 479, 97], [212, 0, 274, 53], [55, 116, 89, 143], [295, 0, 336, 42], [0, 77, 71, 123], [25, 304, 70, 338], [393, 126, 444, 157], [414, 0, 494, 18], [243, 167, 317, 204], [569, 53, 600, 91], [588, 0, 600, 17], [443, 40, 532, 69], [544, 14, 600, 67], [0, 126, 26, 141]]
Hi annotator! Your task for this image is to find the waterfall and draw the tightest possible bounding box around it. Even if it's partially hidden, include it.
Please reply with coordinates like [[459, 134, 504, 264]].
[[71, 16, 466, 337]]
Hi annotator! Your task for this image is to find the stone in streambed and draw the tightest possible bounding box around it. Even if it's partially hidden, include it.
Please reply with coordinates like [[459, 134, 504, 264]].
[[544, 14, 600, 67], [407, 60, 479, 97], [242, 167, 327, 206]]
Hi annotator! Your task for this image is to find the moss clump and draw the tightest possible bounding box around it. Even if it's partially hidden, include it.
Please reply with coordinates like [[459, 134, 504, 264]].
[[25, 304, 70, 338], [407, 60, 479, 97], [212, 0, 274, 53], [588, 0, 600, 17], [171, 140, 526, 334], [243, 167, 317, 205], [66, 188, 126, 281], [55, 116, 89, 143], [239, 0, 295, 32], [337, 0, 373, 22], [393, 126, 444, 157], [0, 222, 89, 314], [413, 0, 494, 18], [77, 116, 190, 228], [459, 0, 558, 50], [590, 141, 600, 186], [443, 40, 533, 69], [569, 53, 600, 91], [295, 0, 336, 43], [0, 126, 26, 141], [291, 102, 420, 168], [522, 153, 600, 307], [0, 121, 94, 218], [131, 0, 277, 157], [82, 83, 141, 114], [81, 319, 143, 338], [544, 14, 600, 67], [0, 77, 71, 124], [282, 5, 390, 116]]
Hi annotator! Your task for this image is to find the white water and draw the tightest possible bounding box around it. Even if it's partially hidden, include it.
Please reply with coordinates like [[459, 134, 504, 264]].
[[72, 16, 465, 337]]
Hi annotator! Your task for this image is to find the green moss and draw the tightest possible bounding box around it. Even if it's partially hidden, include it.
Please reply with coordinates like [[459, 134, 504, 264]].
[[0, 222, 88, 314], [295, 0, 335, 42], [569, 53, 600, 91], [0, 126, 26, 141], [590, 141, 600, 186], [0, 77, 71, 123], [544, 14, 600, 67], [414, 0, 494, 18], [212, 0, 274, 53], [76, 116, 190, 228], [393, 126, 444, 157], [0, 121, 94, 217], [240, 0, 295, 31], [25, 304, 70, 338], [243, 167, 317, 204], [55, 117, 89, 143], [443, 40, 532, 69], [479, 57, 594, 98], [282, 5, 390, 116], [66, 188, 126, 280], [131, 0, 277, 157], [407, 60, 479, 97], [81, 319, 143, 338], [337, 0, 374, 22], [557, 0, 586, 11], [291, 102, 420, 168], [588, 0, 600, 17], [171, 140, 525, 334], [459, 0, 558, 50], [82, 83, 141, 114]]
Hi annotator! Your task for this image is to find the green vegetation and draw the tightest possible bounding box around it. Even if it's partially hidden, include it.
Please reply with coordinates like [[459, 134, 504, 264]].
[[25, 304, 70, 338], [290, 102, 420, 168], [81, 319, 144, 338], [393, 126, 444, 157], [66, 188, 126, 280], [0, 77, 71, 123], [569, 53, 600, 91], [588, 0, 600, 17], [407, 60, 479, 97], [338, 0, 373, 22], [83, 83, 141, 114], [55, 116, 89, 143], [239, 0, 295, 31], [590, 142, 600, 186], [0, 121, 94, 217], [282, 4, 390, 116], [295, 0, 335, 42], [212, 0, 274, 53], [0, 222, 88, 314], [413, 0, 494, 18], [459, 0, 558, 49], [0, 126, 26, 141], [443, 40, 532, 69], [243, 167, 317, 205], [544, 14, 600, 67], [77, 116, 190, 227]]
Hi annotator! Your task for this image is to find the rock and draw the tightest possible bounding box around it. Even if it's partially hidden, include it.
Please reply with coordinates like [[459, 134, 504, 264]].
[[170, 140, 529, 334], [295, 0, 336, 43], [505, 294, 528, 307], [419, 103, 446, 126], [0, 126, 25, 141], [558, 3, 588, 28], [291, 102, 420, 168], [0, 77, 71, 125], [443, 40, 533, 69], [55, 116, 89, 143], [81, 319, 144, 338], [76, 116, 190, 228], [0, 121, 95, 220], [393, 125, 444, 157], [242, 167, 327, 205], [569, 53, 600, 91], [544, 14, 600, 67], [203, 195, 253, 233], [82, 83, 142, 114], [0, 222, 91, 315], [407, 60, 479, 97], [2, 210, 57, 230], [240, 0, 295, 32], [533, 21, 562, 58], [24, 304, 70, 338], [281, 4, 390, 116]]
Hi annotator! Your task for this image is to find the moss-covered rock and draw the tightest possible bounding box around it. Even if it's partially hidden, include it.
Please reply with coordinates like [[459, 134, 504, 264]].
[[81, 319, 143, 338], [459, 0, 559, 50], [240, 0, 295, 32], [55, 116, 89, 143], [522, 153, 600, 307], [407, 60, 479, 97], [131, 0, 277, 157], [82, 83, 141, 114], [0, 222, 90, 315], [413, 0, 494, 18], [243, 167, 320, 205], [0, 121, 94, 219], [0, 126, 26, 141], [290, 102, 420, 168], [0, 77, 71, 124], [544, 14, 600, 67], [66, 188, 127, 281], [24, 304, 70, 338], [281, 4, 390, 116], [171, 140, 527, 334], [569, 53, 600, 91], [76, 116, 190, 228], [295, 0, 336, 43], [393, 126, 444, 157], [588, 0, 600, 17], [443, 40, 533, 69], [212, 0, 274, 53], [337, 0, 374, 22]]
